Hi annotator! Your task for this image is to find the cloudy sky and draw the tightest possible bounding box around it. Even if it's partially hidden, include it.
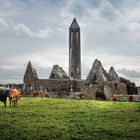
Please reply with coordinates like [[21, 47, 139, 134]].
[[0, 0, 140, 86]]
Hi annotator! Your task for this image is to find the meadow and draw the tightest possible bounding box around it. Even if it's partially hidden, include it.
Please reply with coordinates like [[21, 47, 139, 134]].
[[0, 97, 140, 140]]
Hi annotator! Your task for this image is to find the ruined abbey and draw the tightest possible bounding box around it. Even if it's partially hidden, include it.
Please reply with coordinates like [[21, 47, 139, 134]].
[[23, 18, 127, 99]]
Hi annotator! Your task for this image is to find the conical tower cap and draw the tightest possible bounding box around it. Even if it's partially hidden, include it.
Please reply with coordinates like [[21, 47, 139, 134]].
[[70, 18, 80, 29]]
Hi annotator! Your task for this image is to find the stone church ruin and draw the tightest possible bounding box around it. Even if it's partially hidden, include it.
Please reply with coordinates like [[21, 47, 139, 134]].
[[23, 18, 127, 99]]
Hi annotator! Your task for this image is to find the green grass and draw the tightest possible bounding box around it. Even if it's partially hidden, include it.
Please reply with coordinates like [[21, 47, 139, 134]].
[[0, 97, 140, 140]]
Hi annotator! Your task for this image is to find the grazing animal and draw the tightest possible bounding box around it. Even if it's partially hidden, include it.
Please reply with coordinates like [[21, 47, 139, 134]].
[[95, 92, 106, 100], [110, 95, 117, 101], [0, 89, 10, 107], [32, 91, 49, 98], [9, 89, 21, 107], [32, 91, 40, 97], [128, 95, 133, 102], [40, 91, 49, 98]]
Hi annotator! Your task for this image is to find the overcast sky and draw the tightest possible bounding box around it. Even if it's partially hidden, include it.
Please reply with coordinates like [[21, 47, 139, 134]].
[[0, 0, 140, 86]]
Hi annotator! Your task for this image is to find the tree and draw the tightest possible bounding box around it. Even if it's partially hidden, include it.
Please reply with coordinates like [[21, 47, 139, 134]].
[[120, 77, 138, 95], [0, 83, 23, 90]]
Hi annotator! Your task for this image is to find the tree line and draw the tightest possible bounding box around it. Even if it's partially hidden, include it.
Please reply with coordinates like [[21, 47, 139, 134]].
[[0, 83, 23, 90], [120, 77, 138, 95]]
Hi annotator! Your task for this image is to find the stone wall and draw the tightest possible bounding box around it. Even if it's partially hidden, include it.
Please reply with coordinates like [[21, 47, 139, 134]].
[[83, 84, 98, 99], [104, 83, 114, 99], [81, 82, 127, 100], [24, 78, 85, 96], [113, 82, 128, 95], [137, 87, 140, 95]]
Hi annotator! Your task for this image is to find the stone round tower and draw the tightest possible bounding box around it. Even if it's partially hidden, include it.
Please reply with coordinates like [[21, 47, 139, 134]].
[[69, 18, 81, 79]]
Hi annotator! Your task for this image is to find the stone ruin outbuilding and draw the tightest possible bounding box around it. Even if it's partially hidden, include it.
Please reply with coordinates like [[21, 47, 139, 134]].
[[83, 59, 127, 99]]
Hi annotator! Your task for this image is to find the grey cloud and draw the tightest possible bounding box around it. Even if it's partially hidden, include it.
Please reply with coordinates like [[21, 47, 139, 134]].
[[82, 24, 140, 57], [0, 67, 24, 83], [108, 0, 140, 10], [35, 66, 52, 79], [14, 23, 52, 39], [99, 1, 121, 21], [108, 0, 123, 9], [61, 0, 121, 21], [0, 18, 8, 31], [0, 0, 140, 86], [117, 68, 140, 78], [86, 0, 102, 7], [61, 0, 88, 18], [0, 0, 28, 18], [0, 0, 64, 11]]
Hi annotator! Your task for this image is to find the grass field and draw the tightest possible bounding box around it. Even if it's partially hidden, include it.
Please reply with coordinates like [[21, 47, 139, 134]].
[[0, 97, 140, 140]]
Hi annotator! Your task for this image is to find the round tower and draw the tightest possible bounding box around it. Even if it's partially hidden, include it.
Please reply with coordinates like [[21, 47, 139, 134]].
[[69, 18, 81, 79]]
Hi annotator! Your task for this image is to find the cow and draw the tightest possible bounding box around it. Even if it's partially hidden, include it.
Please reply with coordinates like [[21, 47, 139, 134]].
[[9, 89, 21, 107], [39, 91, 49, 98], [40, 91, 49, 98], [110, 95, 117, 101], [95, 92, 106, 100], [128, 95, 133, 102], [0, 89, 10, 107], [32, 91, 40, 97], [32, 90, 49, 98]]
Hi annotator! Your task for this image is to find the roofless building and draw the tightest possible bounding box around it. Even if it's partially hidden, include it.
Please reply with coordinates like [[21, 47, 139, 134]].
[[23, 18, 127, 98]]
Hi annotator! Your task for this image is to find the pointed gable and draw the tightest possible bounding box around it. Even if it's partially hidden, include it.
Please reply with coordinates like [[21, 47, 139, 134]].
[[86, 59, 110, 84], [23, 61, 38, 82], [49, 65, 69, 79], [33, 68, 38, 79], [109, 67, 119, 83]]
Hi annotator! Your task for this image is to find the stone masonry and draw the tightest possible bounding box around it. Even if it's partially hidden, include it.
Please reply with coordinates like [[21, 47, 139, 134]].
[[23, 18, 128, 98], [69, 18, 81, 79]]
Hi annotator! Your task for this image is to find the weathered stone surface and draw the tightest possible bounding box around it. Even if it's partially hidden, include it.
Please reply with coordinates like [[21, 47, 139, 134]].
[[109, 67, 119, 83], [116, 83, 127, 95], [23, 61, 38, 91], [49, 65, 69, 79], [69, 18, 80, 29], [23, 59, 128, 98], [23, 19, 128, 98], [104, 83, 114, 98], [24, 61, 38, 80], [69, 18, 81, 79], [23, 63, 85, 94], [86, 59, 110, 84], [137, 87, 140, 95], [83, 59, 128, 99], [83, 84, 98, 99]]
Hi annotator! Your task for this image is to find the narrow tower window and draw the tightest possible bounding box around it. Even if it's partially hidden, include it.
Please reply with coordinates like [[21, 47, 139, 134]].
[[71, 72, 73, 77], [77, 67, 79, 74], [71, 31, 73, 44], [76, 32, 78, 39]]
